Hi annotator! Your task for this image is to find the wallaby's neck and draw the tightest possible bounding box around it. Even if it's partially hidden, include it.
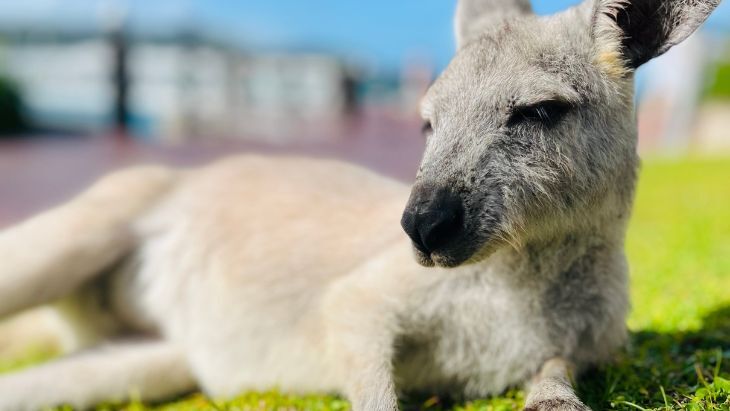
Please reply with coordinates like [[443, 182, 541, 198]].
[[480, 212, 629, 288]]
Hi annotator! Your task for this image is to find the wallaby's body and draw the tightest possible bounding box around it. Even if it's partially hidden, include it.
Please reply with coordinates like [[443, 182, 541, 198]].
[[0, 155, 626, 410], [0, 1, 719, 410]]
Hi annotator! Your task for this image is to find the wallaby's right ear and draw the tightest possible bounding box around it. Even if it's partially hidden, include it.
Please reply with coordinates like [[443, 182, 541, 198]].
[[592, 0, 720, 75], [455, 0, 533, 49]]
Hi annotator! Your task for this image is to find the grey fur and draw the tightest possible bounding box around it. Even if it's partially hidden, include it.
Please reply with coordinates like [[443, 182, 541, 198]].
[[0, 1, 720, 410]]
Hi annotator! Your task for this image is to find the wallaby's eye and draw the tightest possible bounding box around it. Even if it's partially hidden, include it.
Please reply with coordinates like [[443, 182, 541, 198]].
[[507, 100, 571, 128], [421, 121, 433, 137]]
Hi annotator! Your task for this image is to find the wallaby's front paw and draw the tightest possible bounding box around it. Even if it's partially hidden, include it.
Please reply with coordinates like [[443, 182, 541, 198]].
[[523, 397, 591, 411]]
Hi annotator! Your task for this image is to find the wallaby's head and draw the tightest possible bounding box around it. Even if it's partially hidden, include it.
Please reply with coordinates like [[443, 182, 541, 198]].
[[402, 0, 719, 268]]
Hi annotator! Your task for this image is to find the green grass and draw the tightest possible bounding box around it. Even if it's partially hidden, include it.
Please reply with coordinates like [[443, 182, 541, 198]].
[[3, 157, 730, 410], [705, 62, 730, 101]]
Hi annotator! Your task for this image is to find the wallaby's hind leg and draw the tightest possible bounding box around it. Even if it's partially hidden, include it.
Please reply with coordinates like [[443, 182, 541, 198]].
[[0, 339, 196, 411], [0, 166, 178, 318], [0, 308, 77, 360]]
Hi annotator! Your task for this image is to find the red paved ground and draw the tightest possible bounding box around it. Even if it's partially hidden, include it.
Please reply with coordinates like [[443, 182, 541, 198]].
[[0, 124, 425, 228]]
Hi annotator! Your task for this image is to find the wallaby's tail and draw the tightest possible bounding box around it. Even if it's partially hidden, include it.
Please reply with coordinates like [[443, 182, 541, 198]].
[[0, 166, 178, 318]]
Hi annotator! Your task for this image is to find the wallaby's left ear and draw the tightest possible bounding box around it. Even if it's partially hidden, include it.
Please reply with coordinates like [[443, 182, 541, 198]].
[[592, 0, 721, 72], [455, 0, 533, 49]]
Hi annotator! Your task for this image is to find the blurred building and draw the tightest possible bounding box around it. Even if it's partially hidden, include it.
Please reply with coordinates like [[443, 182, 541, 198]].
[[0, 35, 113, 133], [0, 29, 359, 142]]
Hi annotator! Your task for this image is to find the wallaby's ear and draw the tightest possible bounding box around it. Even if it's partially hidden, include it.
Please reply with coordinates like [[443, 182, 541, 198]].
[[592, 0, 720, 73], [455, 0, 533, 48]]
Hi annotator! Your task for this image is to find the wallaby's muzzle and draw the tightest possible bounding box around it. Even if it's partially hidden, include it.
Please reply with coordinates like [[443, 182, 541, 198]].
[[401, 183, 468, 266]]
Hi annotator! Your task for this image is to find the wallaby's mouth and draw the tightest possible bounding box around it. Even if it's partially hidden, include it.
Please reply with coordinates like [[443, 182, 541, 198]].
[[412, 247, 466, 268], [409, 235, 490, 268]]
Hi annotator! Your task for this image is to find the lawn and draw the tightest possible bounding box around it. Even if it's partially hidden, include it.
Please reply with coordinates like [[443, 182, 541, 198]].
[[2, 157, 729, 411]]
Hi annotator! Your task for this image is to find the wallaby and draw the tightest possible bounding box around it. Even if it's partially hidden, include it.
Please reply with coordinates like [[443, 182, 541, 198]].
[[0, 0, 720, 410]]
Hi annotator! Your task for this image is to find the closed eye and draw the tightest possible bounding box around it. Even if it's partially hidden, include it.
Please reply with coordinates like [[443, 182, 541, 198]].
[[507, 100, 572, 128]]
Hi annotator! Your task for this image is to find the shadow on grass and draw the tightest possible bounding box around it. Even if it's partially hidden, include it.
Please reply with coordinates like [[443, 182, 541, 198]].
[[397, 306, 730, 411], [579, 305, 730, 410]]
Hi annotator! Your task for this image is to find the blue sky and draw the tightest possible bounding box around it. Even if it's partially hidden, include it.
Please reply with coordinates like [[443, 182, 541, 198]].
[[0, 0, 728, 71]]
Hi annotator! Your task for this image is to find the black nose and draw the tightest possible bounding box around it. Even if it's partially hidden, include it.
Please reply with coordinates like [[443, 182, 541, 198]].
[[401, 185, 465, 254]]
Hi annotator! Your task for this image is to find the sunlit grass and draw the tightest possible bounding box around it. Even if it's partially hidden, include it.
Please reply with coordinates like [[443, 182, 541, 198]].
[[3, 157, 730, 410]]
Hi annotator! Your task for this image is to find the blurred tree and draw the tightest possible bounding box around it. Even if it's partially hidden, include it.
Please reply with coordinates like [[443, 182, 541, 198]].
[[706, 61, 730, 100], [0, 76, 25, 136]]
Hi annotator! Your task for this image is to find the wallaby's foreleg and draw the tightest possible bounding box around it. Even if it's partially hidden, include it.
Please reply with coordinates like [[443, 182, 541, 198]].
[[523, 358, 590, 411], [324, 271, 405, 411], [0, 166, 177, 317], [0, 339, 195, 411], [340, 338, 399, 411]]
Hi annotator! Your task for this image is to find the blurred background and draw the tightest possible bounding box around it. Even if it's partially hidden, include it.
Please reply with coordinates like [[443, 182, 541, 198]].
[[1, 3, 729, 409], [0, 0, 729, 224]]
